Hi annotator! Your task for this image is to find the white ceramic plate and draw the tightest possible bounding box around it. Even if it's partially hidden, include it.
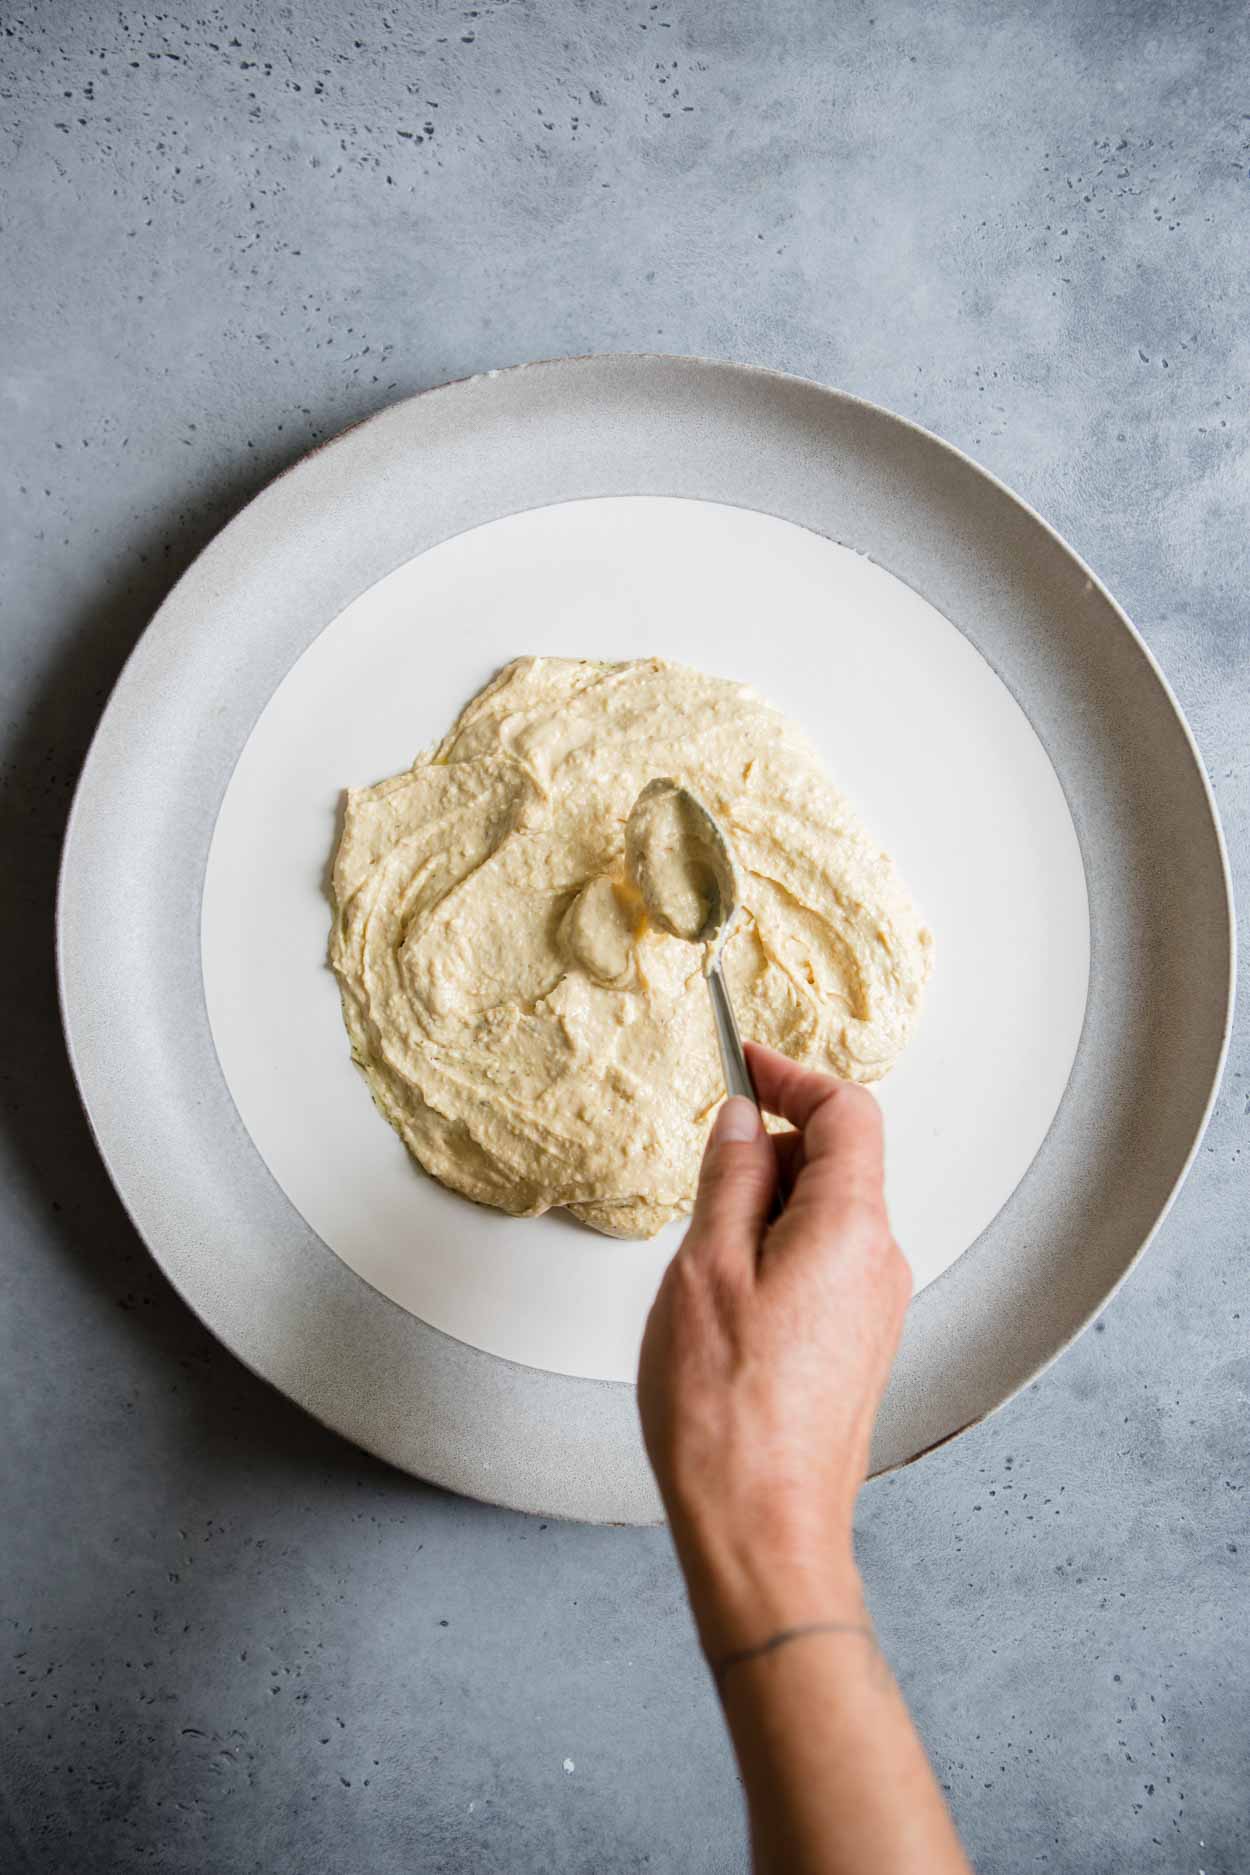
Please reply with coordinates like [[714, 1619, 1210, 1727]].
[[202, 497, 1089, 1382], [59, 356, 1234, 1521]]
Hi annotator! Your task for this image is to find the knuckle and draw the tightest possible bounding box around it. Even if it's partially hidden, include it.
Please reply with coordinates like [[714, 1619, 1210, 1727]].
[[885, 1240, 913, 1306], [807, 1080, 884, 1161], [704, 1140, 768, 1186], [712, 1162, 768, 1207], [827, 1190, 887, 1248], [674, 1240, 740, 1300], [671, 1249, 706, 1301], [697, 1153, 769, 1217], [839, 1080, 884, 1134], [704, 1263, 748, 1329]]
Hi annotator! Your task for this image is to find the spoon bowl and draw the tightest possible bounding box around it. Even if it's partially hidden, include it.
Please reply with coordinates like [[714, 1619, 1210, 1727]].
[[624, 776, 741, 950], [625, 778, 762, 1112]]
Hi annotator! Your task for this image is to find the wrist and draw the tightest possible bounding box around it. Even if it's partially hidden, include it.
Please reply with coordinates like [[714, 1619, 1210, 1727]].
[[673, 1519, 867, 1661]]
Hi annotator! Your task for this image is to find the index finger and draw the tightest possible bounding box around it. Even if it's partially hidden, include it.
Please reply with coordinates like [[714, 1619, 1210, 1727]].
[[746, 1041, 846, 1133], [745, 1041, 885, 1209]]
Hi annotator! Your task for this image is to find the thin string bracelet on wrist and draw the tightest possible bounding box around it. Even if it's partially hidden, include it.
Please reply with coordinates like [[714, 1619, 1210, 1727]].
[[710, 1620, 876, 1690]]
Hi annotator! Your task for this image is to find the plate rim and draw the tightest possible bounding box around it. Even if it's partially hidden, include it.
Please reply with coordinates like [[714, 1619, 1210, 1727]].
[[56, 351, 1237, 1520]]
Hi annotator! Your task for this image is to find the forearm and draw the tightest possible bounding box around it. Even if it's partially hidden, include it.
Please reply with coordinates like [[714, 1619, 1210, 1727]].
[[640, 1048, 970, 1872], [689, 1557, 971, 1875]]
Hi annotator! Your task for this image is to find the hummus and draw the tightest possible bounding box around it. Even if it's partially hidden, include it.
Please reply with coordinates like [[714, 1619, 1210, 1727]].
[[329, 656, 933, 1238]]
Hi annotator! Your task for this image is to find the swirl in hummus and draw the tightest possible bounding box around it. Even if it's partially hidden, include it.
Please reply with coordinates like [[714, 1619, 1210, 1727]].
[[329, 656, 933, 1239]]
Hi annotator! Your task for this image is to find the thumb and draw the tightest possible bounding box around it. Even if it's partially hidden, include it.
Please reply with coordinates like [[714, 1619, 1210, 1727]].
[[685, 1097, 776, 1269]]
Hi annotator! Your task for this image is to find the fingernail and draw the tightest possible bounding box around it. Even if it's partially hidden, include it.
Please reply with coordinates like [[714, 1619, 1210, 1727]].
[[714, 1097, 760, 1143]]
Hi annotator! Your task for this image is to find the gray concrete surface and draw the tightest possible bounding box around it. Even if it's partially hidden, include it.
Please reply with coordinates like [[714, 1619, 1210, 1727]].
[[2, 1, 1247, 1868]]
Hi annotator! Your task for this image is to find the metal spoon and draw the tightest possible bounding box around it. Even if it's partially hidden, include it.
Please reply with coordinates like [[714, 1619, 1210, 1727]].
[[625, 777, 761, 1110]]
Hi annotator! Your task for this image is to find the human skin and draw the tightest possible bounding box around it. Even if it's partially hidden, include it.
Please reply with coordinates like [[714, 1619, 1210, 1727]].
[[637, 1043, 971, 1875]]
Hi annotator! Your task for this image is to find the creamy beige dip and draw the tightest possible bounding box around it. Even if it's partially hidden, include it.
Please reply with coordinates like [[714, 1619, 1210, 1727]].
[[330, 656, 933, 1238]]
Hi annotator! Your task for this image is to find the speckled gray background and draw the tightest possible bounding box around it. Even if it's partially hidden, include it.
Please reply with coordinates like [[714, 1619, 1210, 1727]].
[[2, 1, 1247, 1870]]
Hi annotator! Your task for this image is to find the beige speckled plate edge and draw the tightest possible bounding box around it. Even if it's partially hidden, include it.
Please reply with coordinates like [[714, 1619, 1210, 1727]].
[[57, 354, 1235, 1523]]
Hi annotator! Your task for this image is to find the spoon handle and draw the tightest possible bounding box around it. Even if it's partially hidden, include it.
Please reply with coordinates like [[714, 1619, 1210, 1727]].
[[706, 959, 785, 1221], [706, 957, 760, 1106]]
